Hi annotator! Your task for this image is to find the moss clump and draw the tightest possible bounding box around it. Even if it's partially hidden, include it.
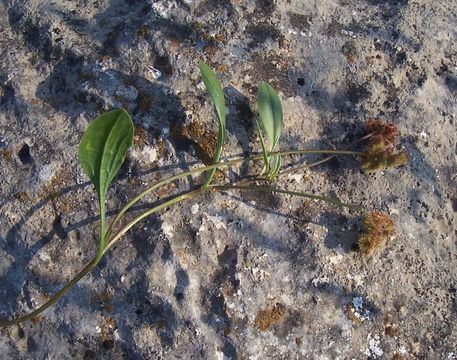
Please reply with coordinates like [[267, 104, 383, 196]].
[[203, 44, 219, 63], [1, 148, 13, 163], [170, 121, 217, 166], [99, 316, 116, 344], [385, 324, 399, 337], [133, 125, 150, 147], [345, 304, 362, 324], [156, 182, 176, 198], [361, 119, 408, 170], [14, 191, 31, 204], [137, 25, 149, 38], [137, 92, 154, 112], [391, 354, 407, 360], [358, 211, 395, 256], [216, 64, 228, 73], [254, 302, 286, 331]]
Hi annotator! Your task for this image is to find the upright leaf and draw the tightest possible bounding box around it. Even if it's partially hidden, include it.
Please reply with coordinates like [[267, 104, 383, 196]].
[[257, 82, 283, 151], [199, 62, 226, 188], [257, 83, 283, 179], [199, 62, 226, 132], [79, 109, 134, 249]]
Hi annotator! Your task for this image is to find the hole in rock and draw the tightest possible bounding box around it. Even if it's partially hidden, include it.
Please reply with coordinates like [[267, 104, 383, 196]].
[[18, 143, 33, 164]]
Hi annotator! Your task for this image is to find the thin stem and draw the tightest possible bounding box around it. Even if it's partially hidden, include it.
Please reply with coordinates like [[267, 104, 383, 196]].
[[212, 184, 363, 211], [0, 257, 99, 327], [275, 149, 362, 157], [104, 156, 250, 242], [99, 198, 106, 244], [96, 197, 106, 263], [202, 123, 225, 190], [104, 188, 202, 253], [0, 148, 364, 327], [105, 149, 362, 242], [0, 189, 203, 327], [279, 133, 373, 176]]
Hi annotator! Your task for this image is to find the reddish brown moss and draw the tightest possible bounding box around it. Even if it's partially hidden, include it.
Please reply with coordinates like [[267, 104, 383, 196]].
[[133, 125, 149, 147], [216, 64, 228, 73], [155, 182, 176, 198], [0, 148, 13, 163], [14, 191, 31, 204], [137, 25, 149, 38], [203, 44, 219, 63], [99, 316, 116, 343], [37, 169, 72, 200], [170, 121, 218, 167], [137, 92, 154, 112], [385, 324, 399, 337], [391, 354, 407, 360], [345, 304, 362, 324], [254, 303, 286, 331], [358, 211, 395, 256], [361, 119, 408, 170], [31, 316, 43, 324]]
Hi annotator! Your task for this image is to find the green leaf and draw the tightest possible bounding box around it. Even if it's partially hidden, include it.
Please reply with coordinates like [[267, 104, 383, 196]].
[[199, 62, 226, 132], [257, 83, 283, 180], [199, 62, 226, 189], [256, 119, 270, 175], [79, 109, 134, 251], [79, 109, 134, 200], [257, 82, 283, 152]]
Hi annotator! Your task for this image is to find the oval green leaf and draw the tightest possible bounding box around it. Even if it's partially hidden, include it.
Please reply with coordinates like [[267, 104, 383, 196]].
[[79, 109, 134, 200], [257, 82, 283, 151]]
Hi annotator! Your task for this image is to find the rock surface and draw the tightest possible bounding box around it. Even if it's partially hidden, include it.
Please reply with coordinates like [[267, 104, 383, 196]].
[[0, 0, 456, 359]]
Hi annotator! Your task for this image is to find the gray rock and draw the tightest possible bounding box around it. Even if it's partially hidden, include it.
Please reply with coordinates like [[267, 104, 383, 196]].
[[0, 0, 456, 359]]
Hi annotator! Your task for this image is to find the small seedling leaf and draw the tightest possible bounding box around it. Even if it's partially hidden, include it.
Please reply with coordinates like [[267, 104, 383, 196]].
[[79, 109, 134, 200], [199, 62, 226, 188], [257, 82, 283, 151], [199, 62, 226, 133]]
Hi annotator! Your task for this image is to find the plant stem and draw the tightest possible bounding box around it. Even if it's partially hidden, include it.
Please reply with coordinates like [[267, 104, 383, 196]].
[[96, 197, 106, 263], [279, 133, 373, 176], [256, 119, 270, 175], [0, 189, 203, 327], [0, 257, 99, 327], [104, 189, 202, 253], [212, 184, 363, 211], [105, 148, 362, 241], [0, 148, 364, 327]]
